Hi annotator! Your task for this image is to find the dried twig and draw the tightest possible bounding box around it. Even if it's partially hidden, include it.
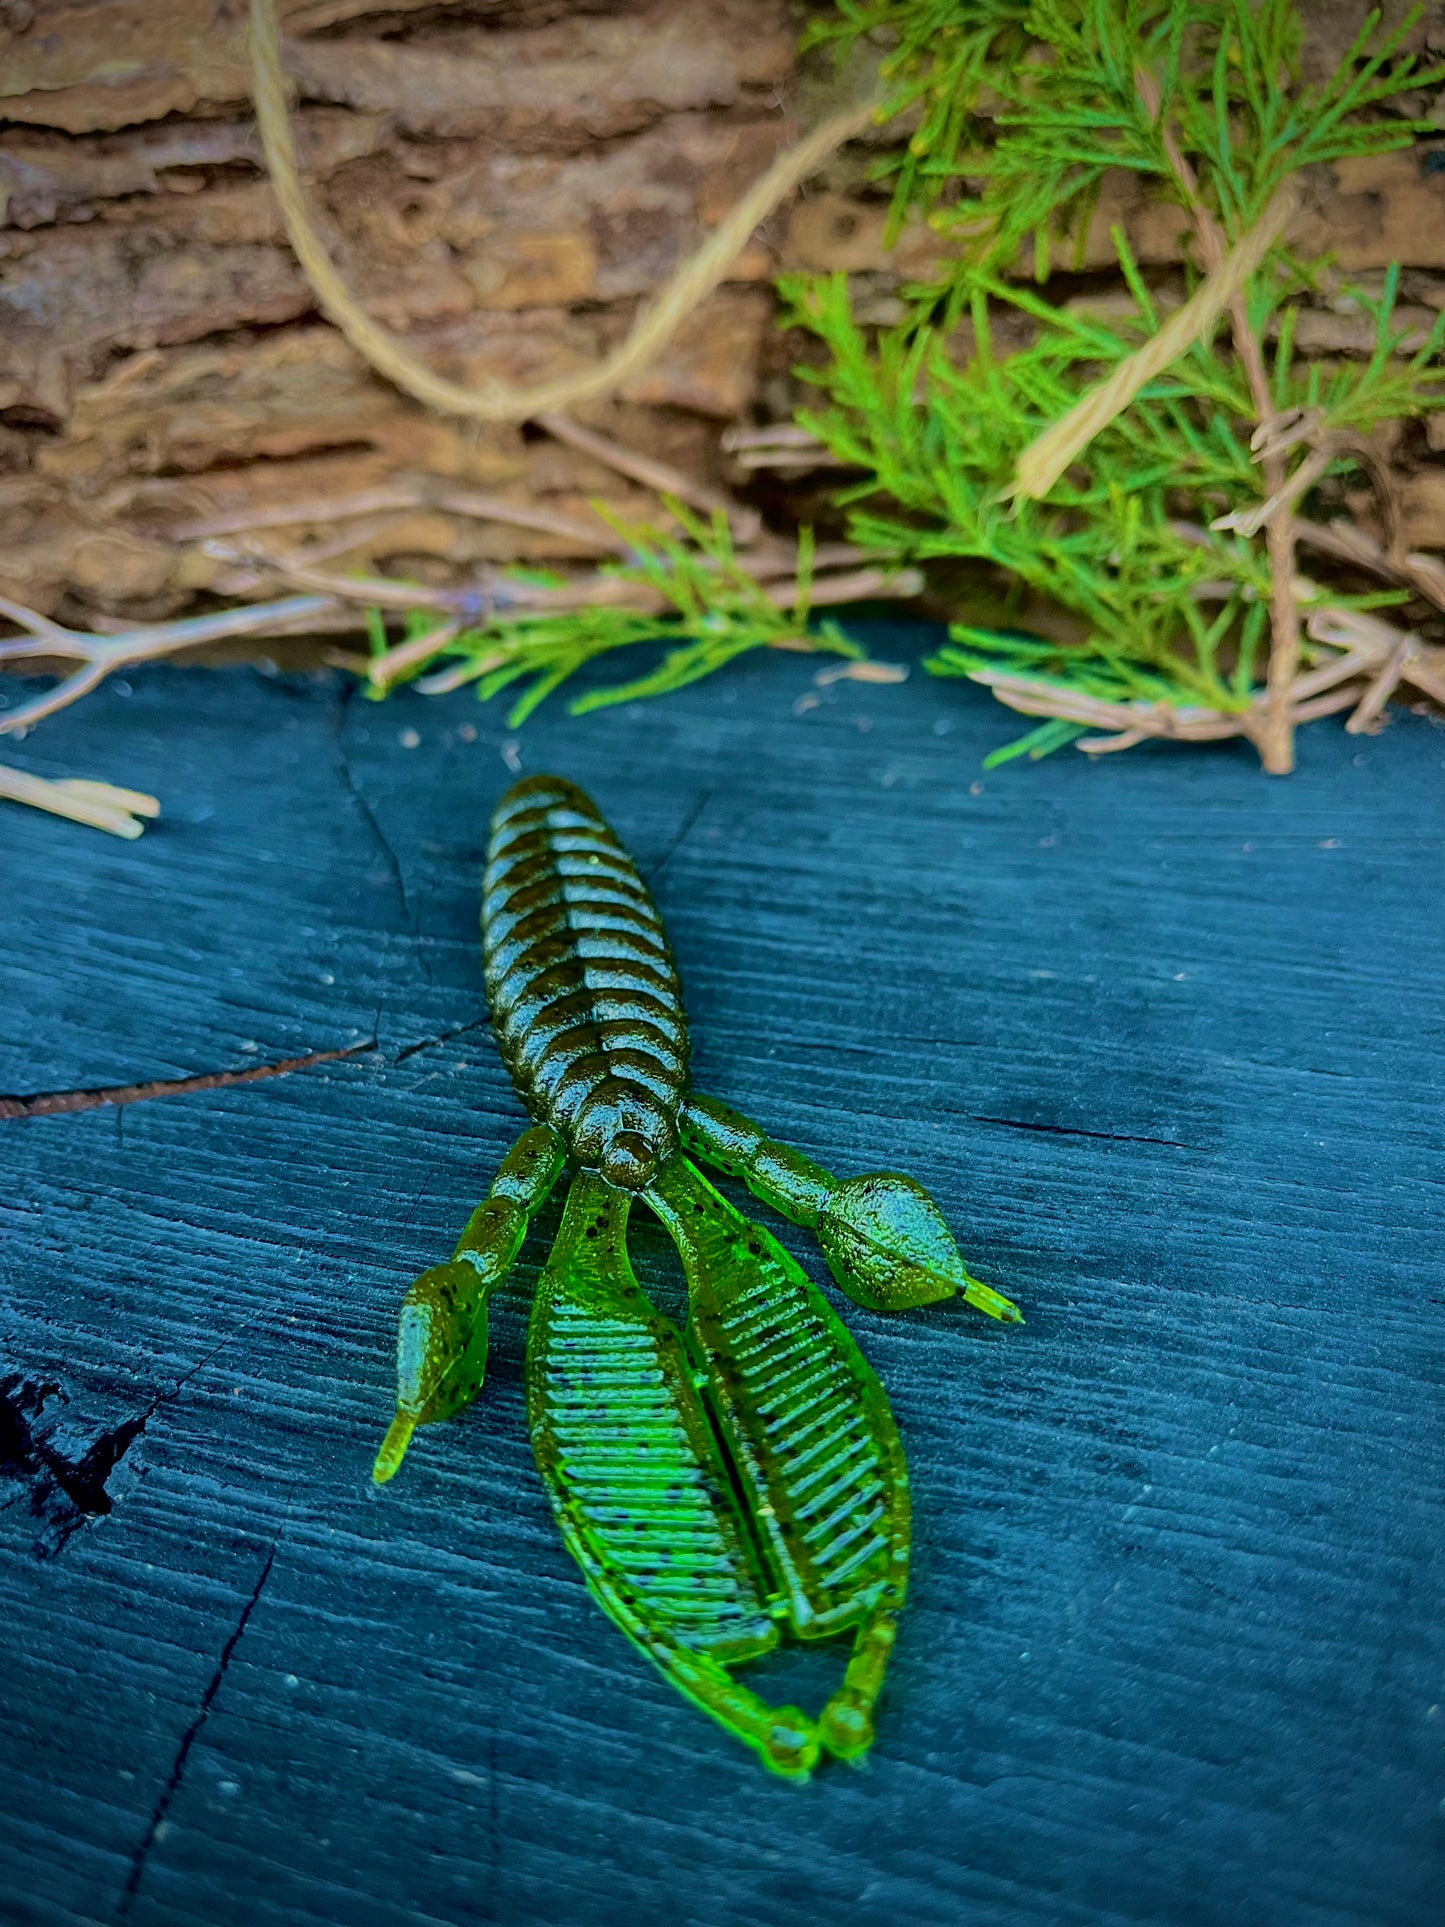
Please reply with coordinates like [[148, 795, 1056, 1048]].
[[1294, 517, 1445, 618], [172, 483, 641, 556], [723, 423, 853, 473], [535, 414, 761, 545], [1211, 410, 1335, 540], [168, 488, 421, 543], [213, 533, 913, 620], [721, 424, 827, 453], [0, 593, 334, 734], [975, 590, 1434, 758]]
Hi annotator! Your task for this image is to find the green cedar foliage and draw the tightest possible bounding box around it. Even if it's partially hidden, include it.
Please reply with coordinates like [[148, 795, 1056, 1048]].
[[379, 3, 1443, 753], [792, 1, 1445, 752], [384, 508, 859, 728]]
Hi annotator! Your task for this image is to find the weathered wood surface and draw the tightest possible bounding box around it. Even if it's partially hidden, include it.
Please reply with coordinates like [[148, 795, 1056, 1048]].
[[1, 634, 1442, 1927]]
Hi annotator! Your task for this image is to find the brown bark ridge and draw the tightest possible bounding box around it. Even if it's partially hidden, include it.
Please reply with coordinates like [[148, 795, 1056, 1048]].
[[0, 0, 799, 621], [0, 1, 1443, 630]]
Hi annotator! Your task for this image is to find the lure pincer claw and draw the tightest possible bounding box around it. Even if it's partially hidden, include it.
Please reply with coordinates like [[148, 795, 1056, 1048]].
[[373, 1253, 495, 1484], [819, 1173, 1022, 1322]]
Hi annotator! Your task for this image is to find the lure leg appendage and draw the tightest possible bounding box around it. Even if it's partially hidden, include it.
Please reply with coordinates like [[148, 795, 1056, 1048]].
[[681, 1093, 1022, 1323], [648, 1154, 913, 1762], [373, 1124, 565, 1483]]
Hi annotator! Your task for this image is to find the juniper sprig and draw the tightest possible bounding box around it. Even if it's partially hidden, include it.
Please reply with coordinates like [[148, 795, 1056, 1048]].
[[792, 0, 1445, 768]]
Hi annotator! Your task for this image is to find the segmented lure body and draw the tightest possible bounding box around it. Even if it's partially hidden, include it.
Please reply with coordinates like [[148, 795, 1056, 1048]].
[[374, 775, 1022, 1776], [482, 778, 685, 1189]]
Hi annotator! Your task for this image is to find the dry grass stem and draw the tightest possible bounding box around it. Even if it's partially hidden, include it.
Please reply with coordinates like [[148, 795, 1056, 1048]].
[[171, 485, 625, 555], [0, 762, 161, 838], [1009, 185, 1295, 505]]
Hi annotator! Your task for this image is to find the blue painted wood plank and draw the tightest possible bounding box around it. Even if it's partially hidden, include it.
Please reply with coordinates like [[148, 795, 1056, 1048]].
[[1, 627, 1441, 1927]]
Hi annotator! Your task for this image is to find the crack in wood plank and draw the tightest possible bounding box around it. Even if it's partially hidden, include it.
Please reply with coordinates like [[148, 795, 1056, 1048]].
[[968, 1115, 1191, 1150], [334, 682, 429, 981], [118, 1515, 290, 1918]]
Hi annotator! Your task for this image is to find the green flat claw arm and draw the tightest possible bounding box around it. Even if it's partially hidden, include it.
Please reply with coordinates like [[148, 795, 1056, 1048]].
[[527, 1171, 821, 1780], [646, 1152, 911, 1762], [680, 1093, 1022, 1322], [373, 1122, 566, 1483]]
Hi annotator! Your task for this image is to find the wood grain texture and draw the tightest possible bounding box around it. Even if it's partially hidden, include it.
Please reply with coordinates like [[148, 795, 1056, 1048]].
[[1, 630, 1442, 1927]]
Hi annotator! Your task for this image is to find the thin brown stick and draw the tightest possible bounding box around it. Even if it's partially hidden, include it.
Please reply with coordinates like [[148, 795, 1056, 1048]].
[[169, 488, 419, 542], [0, 1042, 372, 1121], [535, 414, 761, 544], [1345, 636, 1412, 734], [223, 537, 919, 620], [1306, 602, 1445, 710], [203, 542, 459, 610], [1262, 510, 1303, 771], [428, 486, 630, 554], [726, 447, 847, 472], [413, 656, 508, 696], [743, 542, 873, 578], [274, 514, 419, 567], [173, 483, 628, 555], [1211, 444, 1334, 539], [357, 563, 924, 688], [1075, 728, 1148, 755], [1294, 517, 1445, 617], [721, 424, 826, 452]]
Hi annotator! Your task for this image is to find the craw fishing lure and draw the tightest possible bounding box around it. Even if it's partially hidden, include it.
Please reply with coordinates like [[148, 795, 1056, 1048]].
[[373, 775, 1021, 1777]]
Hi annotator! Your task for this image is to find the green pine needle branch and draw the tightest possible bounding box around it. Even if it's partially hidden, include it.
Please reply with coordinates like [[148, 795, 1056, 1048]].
[[789, 0, 1445, 768], [370, 507, 863, 729]]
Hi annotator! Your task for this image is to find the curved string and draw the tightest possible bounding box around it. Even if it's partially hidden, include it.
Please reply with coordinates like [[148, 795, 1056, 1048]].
[[248, 0, 877, 423]]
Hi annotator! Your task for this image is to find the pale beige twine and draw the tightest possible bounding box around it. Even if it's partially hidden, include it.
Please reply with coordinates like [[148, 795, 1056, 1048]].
[[248, 0, 877, 422], [1011, 185, 1296, 501]]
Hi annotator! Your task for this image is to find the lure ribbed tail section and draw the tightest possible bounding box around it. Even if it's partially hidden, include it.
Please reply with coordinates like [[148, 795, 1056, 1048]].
[[527, 1172, 821, 1778]]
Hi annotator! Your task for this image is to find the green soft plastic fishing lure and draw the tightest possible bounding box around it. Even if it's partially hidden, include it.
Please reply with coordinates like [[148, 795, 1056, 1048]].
[[373, 775, 1021, 1777]]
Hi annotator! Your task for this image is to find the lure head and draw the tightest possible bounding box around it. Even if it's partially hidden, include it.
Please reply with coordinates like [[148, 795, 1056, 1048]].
[[573, 1079, 678, 1191]]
